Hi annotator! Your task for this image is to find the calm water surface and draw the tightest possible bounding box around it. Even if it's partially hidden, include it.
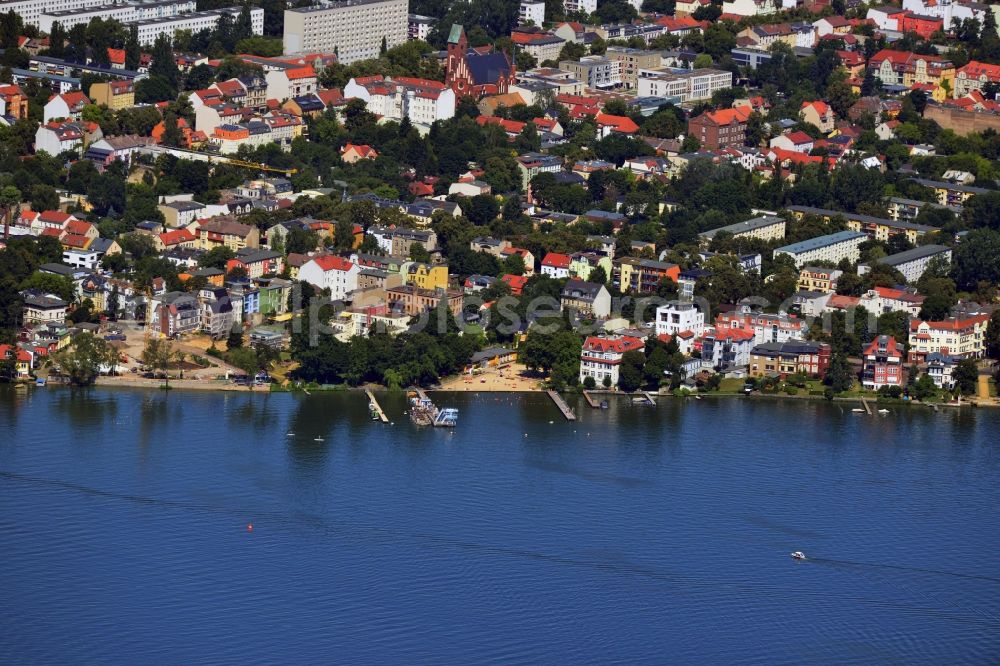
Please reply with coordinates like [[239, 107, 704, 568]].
[[1, 387, 998, 664]]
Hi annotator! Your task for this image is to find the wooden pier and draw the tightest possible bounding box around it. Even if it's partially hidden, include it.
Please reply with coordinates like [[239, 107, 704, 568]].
[[547, 390, 577, 421], [860, 397, 872, 415], [583, 391, 600, 408], [642, 392, 657, 405], [365, 389, 389, 423]]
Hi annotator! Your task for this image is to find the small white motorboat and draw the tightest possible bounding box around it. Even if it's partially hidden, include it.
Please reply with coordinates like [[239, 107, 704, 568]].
[[790, 551, 806, 560], [878, 408, 890, 414], [851, 408, 865, 413], [313, 437, 324, 442]]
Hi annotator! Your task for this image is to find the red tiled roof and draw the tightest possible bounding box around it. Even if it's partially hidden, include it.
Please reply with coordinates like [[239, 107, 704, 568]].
[[595, 113, 639, 134], [311, 255, 354, 272], [582, 335, 645, 354], [542, 252, 571, 268]]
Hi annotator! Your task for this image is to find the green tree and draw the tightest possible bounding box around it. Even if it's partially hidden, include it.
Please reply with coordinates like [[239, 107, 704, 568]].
[[141, 337, 178, 388], [952, 358, 978, 396], [53, 332, 115, 386], [985, 310, 1000, 360], [618, 350, 645, 392]]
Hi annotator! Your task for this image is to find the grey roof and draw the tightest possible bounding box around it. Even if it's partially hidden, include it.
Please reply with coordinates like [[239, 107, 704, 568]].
[[470, 347, 514, 363], [868, 244, 951, 267], [561, 279, 605, 300], [775, 231, 867, 255], [786, 205, 934, 232], [911, 178, 989, 195], [699, 215, 784, 240], [39, 262, 78, 277]]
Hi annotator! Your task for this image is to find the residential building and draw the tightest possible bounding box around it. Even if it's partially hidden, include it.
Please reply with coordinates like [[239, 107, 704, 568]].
[[748, 340, 831, 379], [614, 258, 681, 294], [908, 313, 990, 363], [148, 291, 199, 336], [283, 0, 406, 62], [560, 279, 612, 319], [194, 218, 260, 251], [403, 262, 449, 291], [887, 197, 961, 222], [569, 252, 612, 282], [862, 335, 904, 389], [559, 56, 621, 91], [786, 205, 934, 245], [37, 0, 196, 31], [518, 152, 562, 190], [774, 230, 867, 268], [687, 105, 751, 150], [265, 65, 318, 101], [563, 0, 597, 14], [43, 90, 89, 123], [518, 0, 545, 24], [769, 131, 815, 153], [344, 75, 456, 127], [542, 253, 571, 278], [797, 266, 842, 293], [926, 352, 957, 390], [857, 287, 925, 317], [655, 301, 705, 339], [701, 327, 756, 370], [605, 47, 662, 89], [386, 285, 463, 318], [88, 80, 134, 110], [135, 7, 262, 46], [21, 293, 68, 324], [800, 100, 835, 133], [298, 255, 360, 301], [199, 288, 235, 338], [0, 84, 30, 120], [868, 49, 955, 90], [900, 0, 990, 31], [636, 68, 733, 102], [858, 245, 951, 283], [341, 143, 379, 163], [408, 13, 434, 41], [225, 248, 284, 279], [954, 60, 1000, 98], [34, 121, 90, 155], [698, 214, 786, 246], [578, 335, 644, 387], [910, 178, 989, 207], [715, 305, 808, 345]]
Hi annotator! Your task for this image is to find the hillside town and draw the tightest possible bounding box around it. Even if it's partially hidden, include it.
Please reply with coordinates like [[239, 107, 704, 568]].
[[0, 0, 999, 404]]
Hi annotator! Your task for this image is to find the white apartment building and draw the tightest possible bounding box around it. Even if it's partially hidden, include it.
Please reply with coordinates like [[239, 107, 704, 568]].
[[135, 7, 262, 46], [38, 0, 196, 33], [344, 75, 456, 127], [283, 0, 408, 63], [2, 0, 110, 26], [636, 68, 732, 102], [558, 56, 621, 90], [408, 13, 433, 41], [563, 0, 597, 14], [298, 255, 360, 301], [655, 301, 705, 339], [519, 0, 545, 25], [773, 231, 867, 268], [858, 245, 952, 284]]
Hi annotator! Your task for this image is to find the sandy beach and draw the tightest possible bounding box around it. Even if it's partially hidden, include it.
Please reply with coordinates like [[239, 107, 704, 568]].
[[436, 363, 543, 392]]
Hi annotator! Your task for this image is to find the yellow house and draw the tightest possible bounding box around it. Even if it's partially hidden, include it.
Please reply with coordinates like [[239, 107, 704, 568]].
[[403, 262, 449, 290], [615, 257, 641, 293], [88, 80, 135, 111]]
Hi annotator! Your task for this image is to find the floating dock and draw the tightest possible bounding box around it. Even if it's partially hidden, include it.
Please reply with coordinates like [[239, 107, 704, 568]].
[[365, 389, 389, 423], [547, 390, 577, 421], [408, 389, 458, 427]]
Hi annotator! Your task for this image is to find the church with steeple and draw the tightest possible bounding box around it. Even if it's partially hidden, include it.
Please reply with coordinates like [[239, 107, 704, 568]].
[[444, 25, 516, 99]]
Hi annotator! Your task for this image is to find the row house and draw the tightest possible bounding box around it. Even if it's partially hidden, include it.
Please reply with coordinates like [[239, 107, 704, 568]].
[[386, 285, 463, 318], [954, 60, 1000, 99], [225, 248, 285, 279], [868, 49, 955, 90]]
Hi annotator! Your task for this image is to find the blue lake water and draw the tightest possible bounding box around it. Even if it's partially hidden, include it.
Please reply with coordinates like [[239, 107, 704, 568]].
[[1, 386, 999, 664]]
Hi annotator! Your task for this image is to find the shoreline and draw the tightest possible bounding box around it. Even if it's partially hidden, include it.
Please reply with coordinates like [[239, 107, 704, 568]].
[[30, 376, 994, 409]]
